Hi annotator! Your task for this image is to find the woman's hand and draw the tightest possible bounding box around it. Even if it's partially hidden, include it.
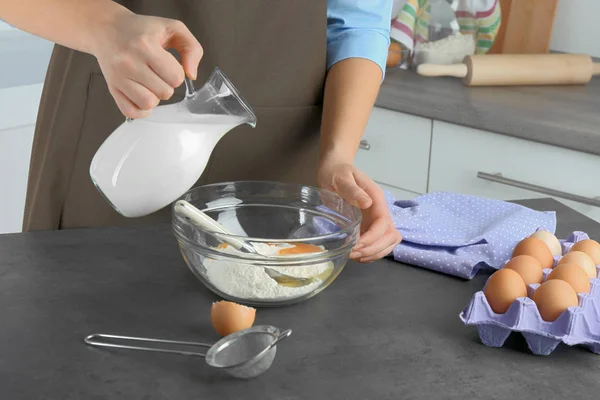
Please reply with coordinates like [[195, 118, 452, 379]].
[[91, 11, 203, 119], [317, 161, 402, 263], [0, 2, 201, 119]]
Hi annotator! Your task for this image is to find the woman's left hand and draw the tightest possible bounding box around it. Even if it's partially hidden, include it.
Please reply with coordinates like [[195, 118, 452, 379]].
[[317, 161, 402, 263]]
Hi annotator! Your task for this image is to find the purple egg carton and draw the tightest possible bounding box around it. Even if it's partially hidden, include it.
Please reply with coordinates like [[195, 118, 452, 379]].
[[460, 231, 600, 356]]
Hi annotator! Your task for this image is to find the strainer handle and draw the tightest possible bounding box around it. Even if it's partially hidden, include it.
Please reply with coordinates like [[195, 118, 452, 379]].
[[84, 333, 211, 357], [273, 329, 292, 345]]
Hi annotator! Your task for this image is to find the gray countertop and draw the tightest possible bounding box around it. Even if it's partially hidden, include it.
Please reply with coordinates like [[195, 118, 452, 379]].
[[1, 198, 599, 399], [377, 69, 600, 156]]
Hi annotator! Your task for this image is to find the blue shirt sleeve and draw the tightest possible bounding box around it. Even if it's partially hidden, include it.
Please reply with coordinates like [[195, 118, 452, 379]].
[[326, 0, 393, 78]]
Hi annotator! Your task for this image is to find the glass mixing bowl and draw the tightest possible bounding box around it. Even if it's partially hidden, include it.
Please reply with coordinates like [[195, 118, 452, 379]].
[[172, 181, 361, 307]]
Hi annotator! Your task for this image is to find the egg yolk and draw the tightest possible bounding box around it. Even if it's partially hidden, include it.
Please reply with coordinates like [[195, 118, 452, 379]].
[[278, 243, 322, 255]]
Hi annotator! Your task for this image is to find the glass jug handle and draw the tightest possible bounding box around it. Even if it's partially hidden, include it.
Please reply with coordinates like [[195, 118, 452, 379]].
[[184, 76, 196, 99], [125, 76, 196, 122]]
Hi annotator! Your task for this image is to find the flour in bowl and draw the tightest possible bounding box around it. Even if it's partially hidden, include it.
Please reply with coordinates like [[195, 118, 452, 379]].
[[203, 243, 333, 300]]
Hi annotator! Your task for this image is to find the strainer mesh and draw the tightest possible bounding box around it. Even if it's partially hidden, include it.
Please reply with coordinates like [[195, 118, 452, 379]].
[[211, 331, 275, 367]]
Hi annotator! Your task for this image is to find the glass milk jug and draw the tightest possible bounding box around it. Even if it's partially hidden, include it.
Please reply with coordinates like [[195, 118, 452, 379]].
[[90, 67, 256, 218]]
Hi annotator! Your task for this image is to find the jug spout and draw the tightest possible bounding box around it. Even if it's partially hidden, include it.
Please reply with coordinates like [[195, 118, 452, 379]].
[[184, 67, 257, 129]]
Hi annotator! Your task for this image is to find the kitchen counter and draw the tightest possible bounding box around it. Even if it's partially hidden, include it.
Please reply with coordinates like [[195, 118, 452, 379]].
[[377, 69, 600, 156], [1, 198, 599, 399]]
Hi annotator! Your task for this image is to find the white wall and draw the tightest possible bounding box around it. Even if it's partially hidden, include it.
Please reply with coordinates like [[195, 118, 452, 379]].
[[550, 0, 600, 58]]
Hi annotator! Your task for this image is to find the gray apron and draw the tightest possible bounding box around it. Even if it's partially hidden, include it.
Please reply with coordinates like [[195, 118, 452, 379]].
[[23, 0, 326, 231]]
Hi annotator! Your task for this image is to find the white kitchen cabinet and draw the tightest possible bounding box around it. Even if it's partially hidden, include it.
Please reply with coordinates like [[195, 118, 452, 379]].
[[0, 83, 43, 233], [377, 183, 420, 201], [0, 20, 14, 32], [0, 28, 53, 89], [429, 121, 600, 222], [0, 27, 52, 234], [0, 83, 44, 130], [355, 107, 431, 194], [0, 125, 35, 234]]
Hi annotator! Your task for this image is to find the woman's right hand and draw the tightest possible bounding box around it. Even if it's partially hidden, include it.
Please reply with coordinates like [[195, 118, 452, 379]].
[[91, 10, 203, 119]]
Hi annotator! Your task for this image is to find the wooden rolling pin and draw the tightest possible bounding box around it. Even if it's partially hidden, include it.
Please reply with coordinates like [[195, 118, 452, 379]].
[[416, 54, 600, 86]]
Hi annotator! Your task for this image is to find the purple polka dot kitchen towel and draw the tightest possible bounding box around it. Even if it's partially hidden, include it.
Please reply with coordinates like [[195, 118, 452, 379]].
[[387, 191, 556, 279]]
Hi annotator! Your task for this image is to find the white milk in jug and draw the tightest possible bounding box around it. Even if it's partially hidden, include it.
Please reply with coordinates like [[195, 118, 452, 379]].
[[90, 102, 245, 218]]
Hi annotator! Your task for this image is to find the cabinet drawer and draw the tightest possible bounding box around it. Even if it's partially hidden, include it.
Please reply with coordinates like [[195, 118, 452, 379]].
[[429, 121, 600, 222], [0, 124, 35, 234], [355, 107, 431, 194]]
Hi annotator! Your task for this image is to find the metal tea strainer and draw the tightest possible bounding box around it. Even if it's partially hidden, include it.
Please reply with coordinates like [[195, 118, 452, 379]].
[[84, 325, 292, 379]]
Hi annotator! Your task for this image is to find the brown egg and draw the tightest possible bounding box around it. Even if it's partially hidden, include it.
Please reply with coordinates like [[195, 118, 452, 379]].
[[557, 251, 597, 279], [530, 230, 562, 256], [547, 263, 590, 294], [532, 279, 579, 322], [512, 237, 554, 270], [211, 301, 256, 337], [278, 243, 323, 256], [570, 239, 600, 265], [386, 41, 404, 68], [484, 269, 527, 314], [504, 255, 543, 285]]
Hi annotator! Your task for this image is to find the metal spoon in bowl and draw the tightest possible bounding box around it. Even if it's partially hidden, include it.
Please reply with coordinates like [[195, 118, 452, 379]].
[[174, 200, 328, 288]]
